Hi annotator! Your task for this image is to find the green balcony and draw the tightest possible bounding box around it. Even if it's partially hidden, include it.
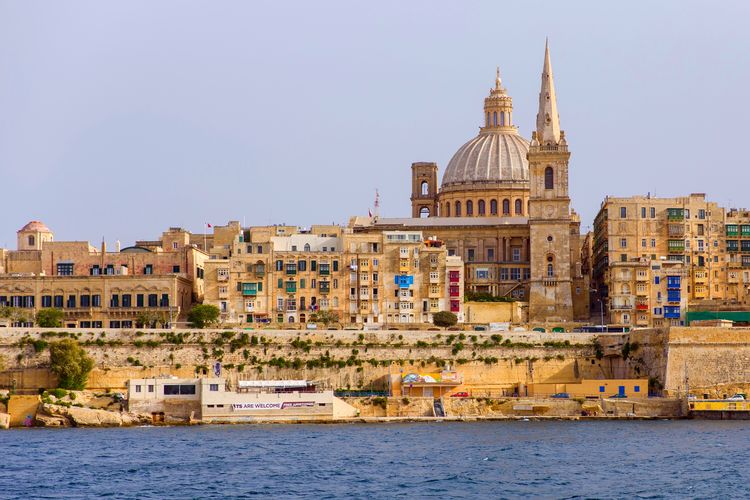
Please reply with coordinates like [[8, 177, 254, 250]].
[[667, 208, 685, 221], [285, 282, 297, 293]]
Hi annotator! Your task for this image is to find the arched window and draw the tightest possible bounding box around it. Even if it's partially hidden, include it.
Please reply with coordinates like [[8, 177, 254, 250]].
[[454, 201, 462, 217], [419, 207, 430, 218], [502, 199, 510, 215], [445, 203, 450, 217], [28, 235, 35, 246], [544, 166, 554, 190], [547, 263, 554, 278], [304, 243, 311, 252], [499, 112, 505, 126], [486, 112, 490, 127], [421, 181, 429, 196], [288, 316, 295, 323], [490, 199, 498, 215], [515, 199, 522, 215], [478, 200, 486, 216], [493, 112, 497, 126], [466, 200, 473, 216]]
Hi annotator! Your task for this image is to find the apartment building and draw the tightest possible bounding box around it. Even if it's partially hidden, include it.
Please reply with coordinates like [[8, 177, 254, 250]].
[[203, 224, 463, 326], [0, 221, 206, 327], [608, 258, 687, 328], [593, 193, 727, 308]]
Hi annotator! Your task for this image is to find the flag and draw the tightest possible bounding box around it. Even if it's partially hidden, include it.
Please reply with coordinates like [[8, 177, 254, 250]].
[[368, 209, 372, 218], [206, 223, 212, 228]]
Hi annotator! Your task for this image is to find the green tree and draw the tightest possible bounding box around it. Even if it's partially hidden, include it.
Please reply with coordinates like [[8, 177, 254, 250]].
[[36, 308, 64, 328], [49, 339, 95, 390], [188, 304, 220, 328], [433, 311, 458, 328], [313, 309, 340, 327]]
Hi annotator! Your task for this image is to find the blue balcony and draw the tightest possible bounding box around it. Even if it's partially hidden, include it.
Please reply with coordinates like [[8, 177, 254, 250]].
[[666, 276, 681, 289], [394, 275, 414, 289], [664, 306, 681, 319]]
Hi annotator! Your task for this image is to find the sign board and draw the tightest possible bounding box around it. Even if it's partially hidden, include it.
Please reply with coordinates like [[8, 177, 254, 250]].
[[231, 401, 315, 411]]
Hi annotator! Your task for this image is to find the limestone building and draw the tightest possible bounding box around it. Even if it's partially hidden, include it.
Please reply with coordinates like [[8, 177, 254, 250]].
[[201, 223, 463, 326], [354, 41, 587, 321], [0, 222, 207, 327]]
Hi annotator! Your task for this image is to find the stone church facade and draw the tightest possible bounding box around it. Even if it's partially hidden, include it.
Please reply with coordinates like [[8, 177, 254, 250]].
[[354, 41, 588, 322]]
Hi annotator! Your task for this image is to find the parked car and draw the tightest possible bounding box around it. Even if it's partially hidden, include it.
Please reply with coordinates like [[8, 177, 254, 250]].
[[550, 393, 570, 399], [726, 394, 746, 401], [609, 394, 628, 399], [451, 392, 469, 398]]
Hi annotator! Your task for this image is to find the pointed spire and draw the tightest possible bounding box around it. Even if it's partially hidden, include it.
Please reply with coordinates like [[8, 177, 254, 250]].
[[536, 38, 561, 145]]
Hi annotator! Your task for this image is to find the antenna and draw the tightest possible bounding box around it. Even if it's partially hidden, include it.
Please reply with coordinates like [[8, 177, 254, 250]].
[[374, 189, 380, 220]]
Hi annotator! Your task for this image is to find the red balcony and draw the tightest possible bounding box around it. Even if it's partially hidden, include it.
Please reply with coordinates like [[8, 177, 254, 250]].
[[636, 303, 648, 311], [449, 271, 460, 283]]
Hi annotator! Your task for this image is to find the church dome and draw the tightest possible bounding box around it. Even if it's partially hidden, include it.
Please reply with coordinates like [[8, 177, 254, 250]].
[[440, 69, 530, 190], [441, 132, 529, 187], [18, 220, 51, 233]]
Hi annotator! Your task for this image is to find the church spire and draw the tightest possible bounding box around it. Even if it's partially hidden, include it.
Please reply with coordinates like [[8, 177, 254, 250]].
[[535, 38, 561, 145]]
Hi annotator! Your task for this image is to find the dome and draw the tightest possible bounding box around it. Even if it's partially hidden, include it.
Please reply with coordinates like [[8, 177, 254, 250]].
[[441, 131, 529, 188], [18, 220, 51, 233]]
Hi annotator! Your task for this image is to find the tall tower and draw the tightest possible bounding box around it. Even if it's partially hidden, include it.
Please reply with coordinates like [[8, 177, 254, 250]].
[[528, 40, 574, 322], [410, 162, 438, 217]]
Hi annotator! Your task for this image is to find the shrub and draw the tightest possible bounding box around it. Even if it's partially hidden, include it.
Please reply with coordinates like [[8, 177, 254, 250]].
[[36, 308, 64, 328], [50, 388, 68, 399], [187, 304, 220, 328], [49, 340, 95, 391], [433, 311, 458, 328]]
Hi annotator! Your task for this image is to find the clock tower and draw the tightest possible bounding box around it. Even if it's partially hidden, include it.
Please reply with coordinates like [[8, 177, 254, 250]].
[[528, 40, 574, 322]]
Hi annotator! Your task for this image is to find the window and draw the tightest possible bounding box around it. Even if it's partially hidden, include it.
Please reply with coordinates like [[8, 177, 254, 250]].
[[641, 207, 646, 218], [454, 201, 461, 217], [620, 207, 627, 218], [209, 384, 219, 392], [698, 209, 705, 219], [421, 181, 429, 196], [144, 264, 153, 275], [136, 294, 144, 308], [92, 295, 101, 307], [57, 263, 74, 276], [135, 385, 142, 393], [510, 268, 521, 280], [650, 207, 656, 218], [544, 167, 554, 189], [512, 248, 521, 262], [641, 239, 646, 248], [502, 199, 510, 215], [487, 248, 494, 261], [444, 203, 450, 217], [620, 238, 627, 248], [172, 265, 180, 273], [478, 200, 485, 215], [41, 295, 52, 308], [547, 263, 554, 277], [490, 199, 498, 215], [80, 295, 90, 307], [466, 200, 473, 216], [122, 294, 131, 307], [28, 235, 35, 246], [148, 384, 154, 393], [467, 249, 475, 262], [515, 199, 522, 215], [651, 239, 656, 248], [164, 384, 196, 395], [148, 294, 157, 307]]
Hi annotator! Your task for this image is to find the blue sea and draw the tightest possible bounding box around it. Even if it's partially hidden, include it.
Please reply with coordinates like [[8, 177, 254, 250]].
[[1, 421, 749, 499]]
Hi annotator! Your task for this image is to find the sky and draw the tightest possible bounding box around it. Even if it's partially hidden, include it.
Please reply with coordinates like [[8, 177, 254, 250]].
[[1, 1, 749, 246]]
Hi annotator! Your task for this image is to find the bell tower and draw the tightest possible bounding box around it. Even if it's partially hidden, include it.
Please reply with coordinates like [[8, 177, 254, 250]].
[[410, 162, 438, 218], [528, 40, 574, 322]]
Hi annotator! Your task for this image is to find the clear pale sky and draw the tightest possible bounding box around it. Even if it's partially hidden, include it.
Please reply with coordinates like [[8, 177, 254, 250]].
[[1, 1, 748, 246]]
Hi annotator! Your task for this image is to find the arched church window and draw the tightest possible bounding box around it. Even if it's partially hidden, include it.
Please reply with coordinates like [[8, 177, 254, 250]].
[[486, 112, 490, 127], [493, 112, 497, 126], [466, 200, 473, 216], [490, 199, 498, 216], [547, 263, 554, 278], [545, 167, 554, 190], [515, 199, 522, 215], [455, 201, 462, 217], [304, 243, 311, 252], [500, 112, 505, 126], [419, 207, 430, 218], [421, 181, 429, 196], [445, 203, 450, 217], [478, 200, 485, 216], [502, 199, 510, 215]]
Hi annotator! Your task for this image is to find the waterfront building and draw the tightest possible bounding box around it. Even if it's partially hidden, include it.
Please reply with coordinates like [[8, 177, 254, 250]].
[[354, 42, 588, 321], [0, 221, 206, 327], [592, 194, 750, 324], [202, 223, 463, 326]]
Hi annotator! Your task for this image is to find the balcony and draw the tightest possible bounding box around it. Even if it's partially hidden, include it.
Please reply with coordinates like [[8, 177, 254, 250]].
[[218, 289, 229, 299], [668, 224, 685, 237], [399, 264, 411, 273], [449, 287, 460, 298], [610, 304, 633, 310], [636, 273, 648, 282], [449, 272, 460, 283], [429, 274, 440, 284], [285, 283, 297, 293], [636, 288, 648, 296], [217, 272, 229, 282], [636, 317, 649, 326], [667, 209, 685, 221], [428, 289, 441, 298], [667, 240, 685, 254], [636, 303, 649, 311]]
